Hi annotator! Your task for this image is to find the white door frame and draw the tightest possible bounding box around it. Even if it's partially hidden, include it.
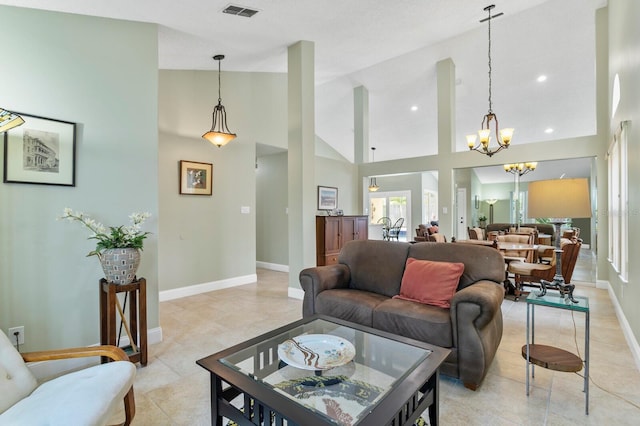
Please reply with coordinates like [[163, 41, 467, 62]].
[[456, 187, 467, 240]]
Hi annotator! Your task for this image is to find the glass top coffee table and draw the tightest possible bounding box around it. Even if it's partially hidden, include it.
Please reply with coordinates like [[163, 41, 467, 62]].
[[197, 315, 450, 426]]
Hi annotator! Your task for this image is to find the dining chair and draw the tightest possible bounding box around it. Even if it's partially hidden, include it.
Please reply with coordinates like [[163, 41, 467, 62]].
[[377, 217, 392, 241], [414, 224, 429, 242], [507, 238, 582, 301], [468, 227, 485, 240], [428, 233, 447, 242], [496, 234, 535, 263], [388, 218, 404, 241]]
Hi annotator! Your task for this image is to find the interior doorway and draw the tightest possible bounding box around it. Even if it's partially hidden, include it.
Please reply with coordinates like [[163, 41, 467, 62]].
[[369, 191, 411, 241]]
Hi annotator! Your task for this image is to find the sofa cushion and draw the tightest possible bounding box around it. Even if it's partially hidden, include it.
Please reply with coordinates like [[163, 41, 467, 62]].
[[316, 289, 388, 327], [408, 242, 506, 290], [394, 258, 463, 308], [373, 298, 453, 348], [339, 240, 411, 298]]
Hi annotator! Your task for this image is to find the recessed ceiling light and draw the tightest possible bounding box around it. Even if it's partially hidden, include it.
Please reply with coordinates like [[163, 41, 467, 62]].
[[411, 105, 418, 111], [537, 75, 547, 82], [544, 128, 554, 134]]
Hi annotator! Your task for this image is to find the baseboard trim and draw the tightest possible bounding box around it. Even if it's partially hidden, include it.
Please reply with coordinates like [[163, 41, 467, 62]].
[[256, 261, 289, 272], [28, 326, 163, 380], [596, 279, 609, 290], [288, 287, 304, 300], [159, 274, 257, 302], [606, 282, 640, 372]]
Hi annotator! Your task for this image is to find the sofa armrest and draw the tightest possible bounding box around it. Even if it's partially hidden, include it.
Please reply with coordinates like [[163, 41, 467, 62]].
[[450, 280, 505, 389], [299, 264, 350, 317], [450, 281, 504, 330]]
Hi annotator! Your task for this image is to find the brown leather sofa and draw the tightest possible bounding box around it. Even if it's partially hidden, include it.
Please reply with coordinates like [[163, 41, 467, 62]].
[[299, 239, 505, 390]]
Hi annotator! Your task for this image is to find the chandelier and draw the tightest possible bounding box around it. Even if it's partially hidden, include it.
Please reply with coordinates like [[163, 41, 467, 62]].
[[202, 55, 237, 148], [368, 147, 379, 192], [467, 5, 513, 157], [504, 162, 537, 177]]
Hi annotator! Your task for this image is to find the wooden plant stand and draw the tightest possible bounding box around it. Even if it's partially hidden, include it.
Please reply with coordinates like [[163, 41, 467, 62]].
[[99, 277, 147, 366]]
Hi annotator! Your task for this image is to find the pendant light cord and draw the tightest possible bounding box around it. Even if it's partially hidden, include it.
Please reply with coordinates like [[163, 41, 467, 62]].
[[217, 59, 222, 104], [487, 6, 493, 115]]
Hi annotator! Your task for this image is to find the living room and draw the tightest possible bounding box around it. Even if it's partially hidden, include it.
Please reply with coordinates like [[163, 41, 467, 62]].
[[1, 0, 639, 424]]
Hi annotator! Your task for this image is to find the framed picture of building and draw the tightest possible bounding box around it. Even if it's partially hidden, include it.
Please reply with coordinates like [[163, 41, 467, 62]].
[[317, 185, 338, 210], [179, 160, 213, 195], [3, 113, 76, 186]]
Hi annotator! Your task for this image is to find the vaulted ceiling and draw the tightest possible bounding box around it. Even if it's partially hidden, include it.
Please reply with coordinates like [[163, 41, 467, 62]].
[[1, 0, 606, 182]]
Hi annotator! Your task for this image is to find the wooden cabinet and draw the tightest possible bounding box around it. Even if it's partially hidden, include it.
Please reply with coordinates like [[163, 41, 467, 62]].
[[316, 215, 368, 266]]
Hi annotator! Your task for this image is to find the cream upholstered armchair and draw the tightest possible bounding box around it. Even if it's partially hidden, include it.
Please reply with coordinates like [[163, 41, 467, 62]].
[[0, 329, 136, 425]]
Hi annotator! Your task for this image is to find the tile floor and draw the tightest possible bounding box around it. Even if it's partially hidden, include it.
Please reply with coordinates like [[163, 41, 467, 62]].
[[114, 248, 640, 425]]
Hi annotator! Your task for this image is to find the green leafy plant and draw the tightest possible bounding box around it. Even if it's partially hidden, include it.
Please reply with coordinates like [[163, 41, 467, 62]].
[[59, 208, 151, 257], [478, 215, 487, 221]]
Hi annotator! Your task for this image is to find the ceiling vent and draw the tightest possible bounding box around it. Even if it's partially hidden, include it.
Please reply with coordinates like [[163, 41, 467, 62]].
[[223, 4, 259, 17]]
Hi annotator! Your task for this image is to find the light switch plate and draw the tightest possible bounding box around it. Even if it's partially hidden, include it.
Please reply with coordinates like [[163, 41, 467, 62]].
[[241, 206, 250, 214]]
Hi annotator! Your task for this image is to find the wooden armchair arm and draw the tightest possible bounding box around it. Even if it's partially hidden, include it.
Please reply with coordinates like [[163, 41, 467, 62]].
[[21, 345, 129, 363]]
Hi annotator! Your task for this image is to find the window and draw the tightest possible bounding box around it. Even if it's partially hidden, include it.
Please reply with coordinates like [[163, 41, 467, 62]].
[[423, 190, 438, 224], [608, 121, 628, 281], [369, 191, 411, 241]]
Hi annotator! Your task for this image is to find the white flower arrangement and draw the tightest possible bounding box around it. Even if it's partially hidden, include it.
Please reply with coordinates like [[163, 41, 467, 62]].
[[59, 208, 151, 257]]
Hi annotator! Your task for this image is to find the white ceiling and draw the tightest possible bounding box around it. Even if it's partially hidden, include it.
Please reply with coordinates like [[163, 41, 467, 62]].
[[1, 0, 606, 180]]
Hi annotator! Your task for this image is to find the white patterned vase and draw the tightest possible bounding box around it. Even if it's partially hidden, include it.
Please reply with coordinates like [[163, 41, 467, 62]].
[[99, 248, 141, 285]]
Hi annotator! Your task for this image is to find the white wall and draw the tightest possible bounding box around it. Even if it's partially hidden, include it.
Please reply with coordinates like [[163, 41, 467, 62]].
[[0, 6, 159, 350]]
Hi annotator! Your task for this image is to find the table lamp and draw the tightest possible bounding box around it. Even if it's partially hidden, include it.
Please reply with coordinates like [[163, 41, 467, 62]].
[[528, 178, 591, 302]]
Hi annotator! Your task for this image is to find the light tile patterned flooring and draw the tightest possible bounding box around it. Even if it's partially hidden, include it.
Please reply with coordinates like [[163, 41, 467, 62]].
[[116, 248, 640, 425]]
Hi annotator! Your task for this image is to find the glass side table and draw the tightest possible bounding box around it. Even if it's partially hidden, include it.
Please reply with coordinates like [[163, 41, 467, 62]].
[[524, 291, 589, 415]]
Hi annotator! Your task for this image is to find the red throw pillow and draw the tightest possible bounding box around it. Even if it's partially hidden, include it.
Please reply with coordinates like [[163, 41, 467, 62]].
[[393, 258, 464, 308]]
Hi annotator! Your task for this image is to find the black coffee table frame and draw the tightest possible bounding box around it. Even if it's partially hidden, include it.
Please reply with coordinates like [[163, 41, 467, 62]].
[[197, 315, 450, 426]]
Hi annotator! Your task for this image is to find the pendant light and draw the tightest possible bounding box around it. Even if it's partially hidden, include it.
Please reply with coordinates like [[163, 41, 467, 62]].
[[467, 5, 513, 157], [202, 55, 236, 147], [368, 147, 379, 192]]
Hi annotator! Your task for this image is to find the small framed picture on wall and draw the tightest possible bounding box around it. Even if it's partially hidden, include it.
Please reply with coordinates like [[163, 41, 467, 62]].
[[317, 185, 338, 210], [179, 160, 213, 195], [3, 113, 76, 186]]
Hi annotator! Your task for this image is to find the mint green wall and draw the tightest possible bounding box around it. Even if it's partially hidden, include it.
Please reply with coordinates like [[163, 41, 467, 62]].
[[315, 157, 359, 216], [158, 70, 287, 291], [476, 182, 517, 224], [0, 7, 159, 350], [256, 152, 288, 266], [255, 150, 357, 267], [608, 0, 640, 344]]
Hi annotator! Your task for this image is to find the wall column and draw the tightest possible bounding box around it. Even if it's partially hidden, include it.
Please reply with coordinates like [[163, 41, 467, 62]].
[[354, 85, 369, 211], [436, 58, 456, 238], [287, 41, 316, 290]]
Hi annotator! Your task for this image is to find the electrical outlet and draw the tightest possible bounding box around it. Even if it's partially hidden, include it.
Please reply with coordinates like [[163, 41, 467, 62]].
[[8, 326, 25, 345]]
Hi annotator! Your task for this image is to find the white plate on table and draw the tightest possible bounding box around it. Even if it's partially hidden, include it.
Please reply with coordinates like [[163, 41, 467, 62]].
[[278, 334, 356, 370]]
